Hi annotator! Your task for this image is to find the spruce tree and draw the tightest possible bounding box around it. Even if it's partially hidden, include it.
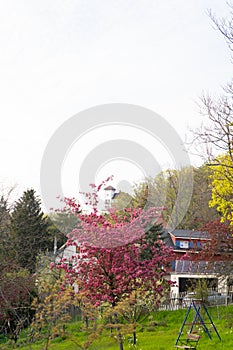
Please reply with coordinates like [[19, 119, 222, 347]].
[[140, 223, 167, 260], [10, 189, 49, 273], [0, 195, 13, 260]]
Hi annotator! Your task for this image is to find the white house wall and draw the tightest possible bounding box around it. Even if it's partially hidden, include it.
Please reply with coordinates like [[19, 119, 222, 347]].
[[170, 272, 221, 299]]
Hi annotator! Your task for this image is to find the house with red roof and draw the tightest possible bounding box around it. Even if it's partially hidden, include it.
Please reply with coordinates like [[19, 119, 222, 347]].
[[166, 229, 231, 301]]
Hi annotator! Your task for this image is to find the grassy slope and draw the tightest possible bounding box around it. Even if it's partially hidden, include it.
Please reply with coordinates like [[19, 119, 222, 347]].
[[3, 305, 233, 350]]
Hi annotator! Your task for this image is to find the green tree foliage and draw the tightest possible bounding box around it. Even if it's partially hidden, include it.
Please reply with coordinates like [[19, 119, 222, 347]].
[[10, 189, 50, 273], [181, 165, 219, 229], [162, 167, 193, 229], [131, 166, 218, 230], [0, 186, 19, 261], [131, 181, 151, 209], [140, 223, 167, 260], [131, 168, 193, 228], [112, 191, 133, 210], [48, 211, 80, 248], [46, 215, 66, 254], [0, 195, 13, 260]]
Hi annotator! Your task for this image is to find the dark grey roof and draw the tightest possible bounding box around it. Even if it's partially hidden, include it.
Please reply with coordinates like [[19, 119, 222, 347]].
[[174, 260, 233, 274], [175, 260, 212, 274], [104, 186, 116, 191], [170, 229, 209, 240]]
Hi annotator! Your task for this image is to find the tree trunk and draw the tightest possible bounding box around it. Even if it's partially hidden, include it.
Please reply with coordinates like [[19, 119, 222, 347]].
[[133, 330, 137, 345], [113, 313, 124, 350], [84, 316, 89, 330]]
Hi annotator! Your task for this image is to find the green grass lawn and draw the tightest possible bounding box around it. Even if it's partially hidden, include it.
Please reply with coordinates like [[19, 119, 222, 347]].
[[2, 305, 233, 349]]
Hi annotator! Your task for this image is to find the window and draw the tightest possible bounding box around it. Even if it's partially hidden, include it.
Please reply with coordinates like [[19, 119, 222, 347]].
[[180, 241, 189, 249]]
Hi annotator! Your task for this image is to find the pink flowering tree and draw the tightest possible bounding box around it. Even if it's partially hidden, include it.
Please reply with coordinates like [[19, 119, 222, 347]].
[[55, 179, 174, 350]]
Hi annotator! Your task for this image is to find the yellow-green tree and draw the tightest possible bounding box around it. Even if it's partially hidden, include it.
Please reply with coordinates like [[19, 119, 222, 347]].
[[209, 153, 233, 225], [30, 279, 72, 349]]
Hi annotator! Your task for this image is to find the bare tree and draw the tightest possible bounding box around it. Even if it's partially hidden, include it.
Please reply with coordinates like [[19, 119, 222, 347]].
[[192, 3, 233, 164], [208, 2, 233, 53], [193, 82, 233, 164]]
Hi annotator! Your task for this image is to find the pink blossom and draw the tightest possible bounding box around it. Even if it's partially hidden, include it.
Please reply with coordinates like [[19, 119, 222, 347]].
[[57, 179, 174, 308]]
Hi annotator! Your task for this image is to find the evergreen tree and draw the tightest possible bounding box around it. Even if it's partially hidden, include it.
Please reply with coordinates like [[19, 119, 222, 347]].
[[0, 194, 15, 260], [10, 189, 50, 273], [140, 223, 168, 260]]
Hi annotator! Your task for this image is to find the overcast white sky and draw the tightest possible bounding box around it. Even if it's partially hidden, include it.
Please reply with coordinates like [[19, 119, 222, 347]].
[[0, 0, 232, 204]]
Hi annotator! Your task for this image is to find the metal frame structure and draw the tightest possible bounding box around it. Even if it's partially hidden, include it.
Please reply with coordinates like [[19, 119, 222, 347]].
[[175, 299, 221, 349]]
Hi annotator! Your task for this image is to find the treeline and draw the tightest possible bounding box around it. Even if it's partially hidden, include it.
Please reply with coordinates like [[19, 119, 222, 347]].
[[114, 164, 219, 229]]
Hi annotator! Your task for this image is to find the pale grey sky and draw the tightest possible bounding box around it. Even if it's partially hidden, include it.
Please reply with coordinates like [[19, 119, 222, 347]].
[[0, 0, 232, 203]]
